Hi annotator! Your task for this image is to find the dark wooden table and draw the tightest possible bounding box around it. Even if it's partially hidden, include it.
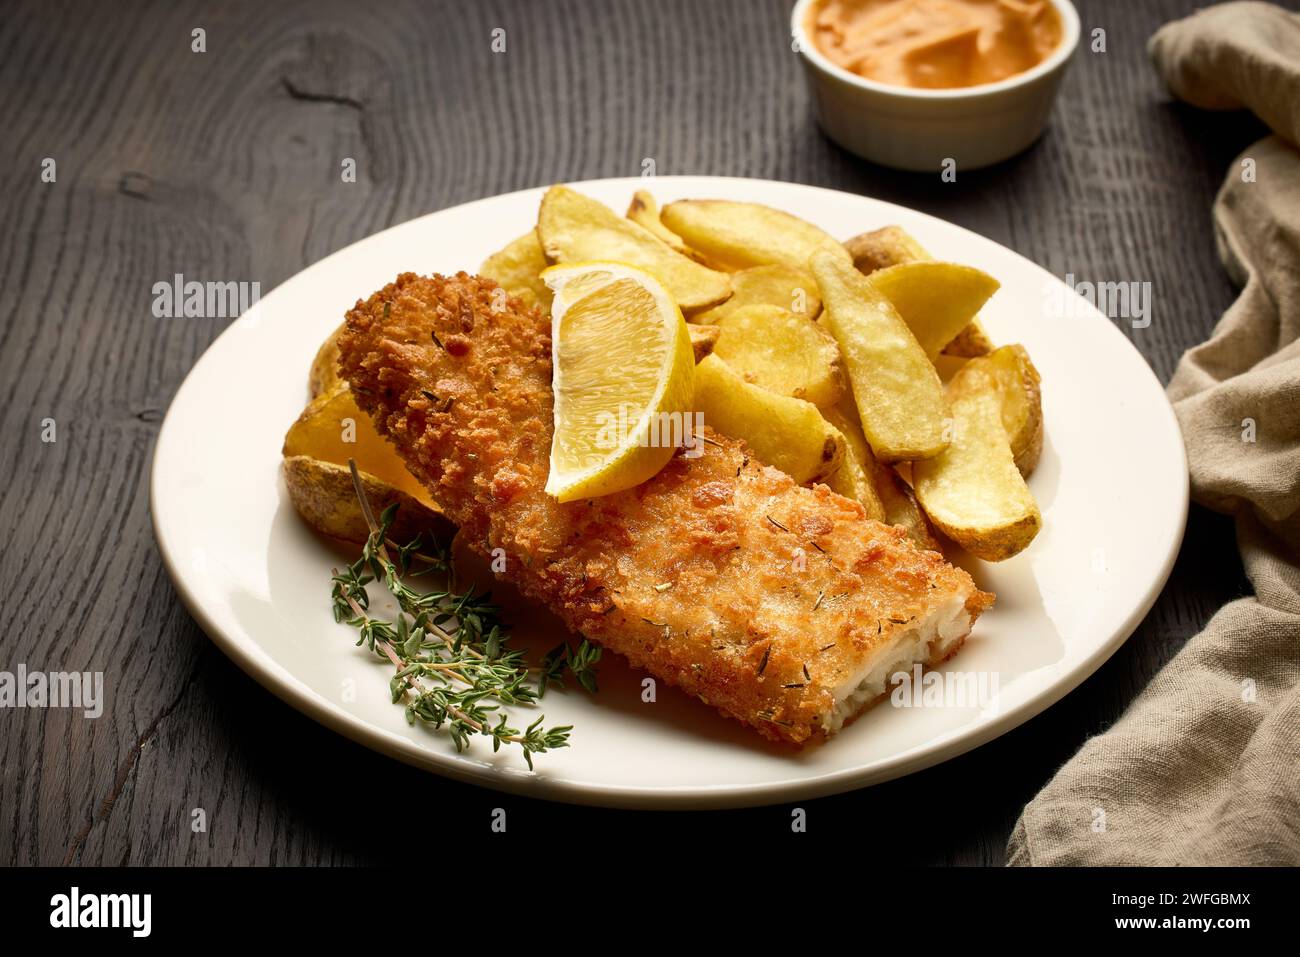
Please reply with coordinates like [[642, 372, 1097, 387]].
[[2, 0, 1274, 865]]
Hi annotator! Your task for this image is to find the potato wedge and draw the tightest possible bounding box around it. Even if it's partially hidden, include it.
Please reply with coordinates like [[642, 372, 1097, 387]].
[[626, 190, 699, 260], [819, 404, 885, 522], [711, 304, 843, 409], [942, 320, 997, 358], [688, 323, 720, 362], [694, 355, 844, 484], [824, 398, 938, 547], [537, 185, 731, 311], [283, 387, 439, 514], [689, 264, 821, 324], [844, 225, 994, 357], [283, 456, 446, 545], [873, 461, 942, 552], [811, 251, 948, 462], [844, 225, 930, 274], [946, 344, 1043, 477], [660, 199, 852, 274], [868, 261, 1000, 358], [820, 440, 877, 517], [309, 323, 345, 398], [912, 387, 1041, 561], [481, 230, 554, 314]]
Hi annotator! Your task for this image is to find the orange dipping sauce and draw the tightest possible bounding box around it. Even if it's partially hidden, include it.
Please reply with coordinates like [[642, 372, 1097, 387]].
[[809, 0, 1064, 89]]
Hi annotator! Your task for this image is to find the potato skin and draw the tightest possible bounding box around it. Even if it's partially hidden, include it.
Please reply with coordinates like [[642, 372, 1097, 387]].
[[946, 344, 1043, 478], [929, 509, 1040, 563], [1003, 347, 1044, 477], [912, 390, 1041, 562], [818, 403, 886, 522], [843, 225, 929, 274], [626, 190, 701, 260], [940, 321, 996, 358], [1014, 410, 1044, 478], [282, 456, 448, 546], [872, 462, 942, 553], [309, 324, 345, 398], [687, 323, 720, 362], [290, 321, 447, 546]]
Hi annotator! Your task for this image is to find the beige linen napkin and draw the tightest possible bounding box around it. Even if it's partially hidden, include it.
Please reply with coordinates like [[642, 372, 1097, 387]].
[[1007, 2, 1300, 866]]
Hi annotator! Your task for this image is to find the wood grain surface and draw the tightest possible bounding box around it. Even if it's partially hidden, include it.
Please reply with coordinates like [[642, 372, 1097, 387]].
[[0, 0, 1280, 865]]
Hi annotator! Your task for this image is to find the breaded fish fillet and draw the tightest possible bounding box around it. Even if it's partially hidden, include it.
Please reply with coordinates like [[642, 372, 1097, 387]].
[[339, 272, 993, 745]]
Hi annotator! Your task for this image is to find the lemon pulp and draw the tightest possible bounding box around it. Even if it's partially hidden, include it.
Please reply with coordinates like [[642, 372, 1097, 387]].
[[543, 263, 695, 502]]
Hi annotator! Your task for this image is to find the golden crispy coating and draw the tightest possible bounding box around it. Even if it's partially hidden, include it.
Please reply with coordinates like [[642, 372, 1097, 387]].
[[339, 273, 993, 744]]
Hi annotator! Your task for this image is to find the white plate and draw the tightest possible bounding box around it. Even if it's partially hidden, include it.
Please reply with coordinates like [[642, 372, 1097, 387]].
[[151, 177, 1187, 809]]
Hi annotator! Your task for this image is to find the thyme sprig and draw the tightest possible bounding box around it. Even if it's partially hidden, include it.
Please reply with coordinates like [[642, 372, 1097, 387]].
[[329, 460, 600, 768]]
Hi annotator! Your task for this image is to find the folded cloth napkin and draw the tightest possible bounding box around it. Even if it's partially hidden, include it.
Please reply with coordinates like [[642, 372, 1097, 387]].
[[1007, 1, 1300, 866]]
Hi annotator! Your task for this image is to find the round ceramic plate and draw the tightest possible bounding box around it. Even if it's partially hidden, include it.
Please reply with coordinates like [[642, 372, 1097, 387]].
[[151, 176, 1187, 809]]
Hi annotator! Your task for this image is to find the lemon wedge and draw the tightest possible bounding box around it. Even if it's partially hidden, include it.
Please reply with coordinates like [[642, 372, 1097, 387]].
[[541, 261, 695, 502]]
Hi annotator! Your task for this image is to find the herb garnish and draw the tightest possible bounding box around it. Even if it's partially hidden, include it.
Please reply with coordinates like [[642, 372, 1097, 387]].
[[329, 460, 599, 768]]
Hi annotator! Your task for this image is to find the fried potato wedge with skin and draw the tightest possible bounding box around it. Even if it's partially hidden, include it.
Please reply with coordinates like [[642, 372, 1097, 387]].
[[819, 404, 886, 522], [687, 323, 720, 362], [690, 264, 821, 324], [946, 344, 1044, 477], [694, 355, 844, 484], [912, 388, 1041, 561], [301, 328, 447, 540], [537, 185, 731, 311], [867, 261, 1000, 359], [825, 397, 937, 547], [660, 199, 852, 274], [941, 320, 997, 358], [711, 304, 843, 409], [283, 456, 447, 545], [480, 230, 554, 314], [820, 439, 878, 518], [845, 225, 995, 357], [283, 388, 440, 513], [844, 225, 930, 274], [626, 190, 700, 260], [811, 251, 948, 462], [873, 461, 942, 552], [309, 323, 345, 398]]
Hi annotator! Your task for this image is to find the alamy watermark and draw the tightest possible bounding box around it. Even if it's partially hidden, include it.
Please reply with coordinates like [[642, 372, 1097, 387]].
[[1044, 273, 1151, 328], [594, 405, 705, 458], [0, 664, 103, 718], [152, 273, 260, 318], [889, 665, 999, 711], [50, 887, 150, 937]]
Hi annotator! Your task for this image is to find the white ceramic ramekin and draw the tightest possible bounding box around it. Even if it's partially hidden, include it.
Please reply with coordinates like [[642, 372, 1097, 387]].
[[793, 0, 1080, 172]]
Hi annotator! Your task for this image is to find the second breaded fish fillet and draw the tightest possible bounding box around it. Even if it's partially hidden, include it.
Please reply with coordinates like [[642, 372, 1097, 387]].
[[339, 272, 994, 745]]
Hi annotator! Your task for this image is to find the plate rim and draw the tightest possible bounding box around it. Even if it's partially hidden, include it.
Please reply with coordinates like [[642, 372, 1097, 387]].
[[150, 175, 1190, 809]]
